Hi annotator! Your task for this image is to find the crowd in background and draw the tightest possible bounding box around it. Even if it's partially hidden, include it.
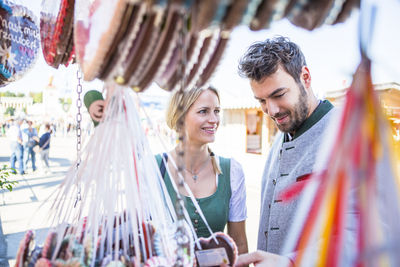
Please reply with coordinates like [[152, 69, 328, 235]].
[[2, 118, 55, 174]]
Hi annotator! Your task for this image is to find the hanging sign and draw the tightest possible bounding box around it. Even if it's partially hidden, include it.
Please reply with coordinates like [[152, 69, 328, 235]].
[[0, 1, 40, 87]]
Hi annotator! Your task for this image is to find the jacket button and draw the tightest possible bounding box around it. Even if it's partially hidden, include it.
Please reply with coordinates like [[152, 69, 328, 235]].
[[194, 210, 198, 214], [194, 228, 198, 231], [264, 231, 268, 238], [194, 219, 198, 224], [273, 179, 276, 185], [268, 204, 271, 209]]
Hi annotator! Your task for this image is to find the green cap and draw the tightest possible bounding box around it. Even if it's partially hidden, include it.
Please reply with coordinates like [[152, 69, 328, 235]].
[[84, 90, 104, 109]]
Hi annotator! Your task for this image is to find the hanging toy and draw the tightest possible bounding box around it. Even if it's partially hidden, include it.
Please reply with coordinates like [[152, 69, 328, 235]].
[[0, 0, 40, 87], [84, 90, 105, 127]]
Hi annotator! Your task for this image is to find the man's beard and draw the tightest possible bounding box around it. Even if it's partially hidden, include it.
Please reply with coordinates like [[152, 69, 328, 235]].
[[274, 83, 309, 134]]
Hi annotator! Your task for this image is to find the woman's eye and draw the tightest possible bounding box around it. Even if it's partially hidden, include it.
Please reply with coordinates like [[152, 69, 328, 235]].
[[215, 109, 220, 114]]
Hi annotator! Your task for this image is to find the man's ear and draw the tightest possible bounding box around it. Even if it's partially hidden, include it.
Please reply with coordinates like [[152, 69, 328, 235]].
[[301, 66, 311, 88]]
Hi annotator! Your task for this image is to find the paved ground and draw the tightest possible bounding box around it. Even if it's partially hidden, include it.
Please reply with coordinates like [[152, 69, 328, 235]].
[[0, 135, 75, 266], [0, 134, 264, 266]]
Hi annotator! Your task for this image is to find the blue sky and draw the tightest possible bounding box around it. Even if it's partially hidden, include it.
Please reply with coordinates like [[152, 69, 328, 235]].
[[1, 0, 399, 100]]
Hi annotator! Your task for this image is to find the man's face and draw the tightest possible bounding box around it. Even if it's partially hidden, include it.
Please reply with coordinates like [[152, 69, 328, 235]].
[[250, 66, 311, 134]]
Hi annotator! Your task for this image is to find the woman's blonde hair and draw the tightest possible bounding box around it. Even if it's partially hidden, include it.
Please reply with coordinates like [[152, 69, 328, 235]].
[[166, 86, 222, 175]]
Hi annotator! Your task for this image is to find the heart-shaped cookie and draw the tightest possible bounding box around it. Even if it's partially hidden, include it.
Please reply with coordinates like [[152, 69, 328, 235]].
[[196, 232, 237, 267], [40, 0, 75, 68], [0, 2, 40, 87], [42, 231, 58, 259], [15, 230, 35, 267]]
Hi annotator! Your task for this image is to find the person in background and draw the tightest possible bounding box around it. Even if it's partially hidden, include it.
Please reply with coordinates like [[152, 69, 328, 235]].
[[22, 120, 39, 173], [1, 121, 6, 136], [38, 123, 52, 174], [156, 86, 248, 254], [236, 36, 336, 266], [8, 118, 24, 174]]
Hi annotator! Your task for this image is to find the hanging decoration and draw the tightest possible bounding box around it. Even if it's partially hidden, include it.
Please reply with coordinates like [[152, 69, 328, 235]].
[[0, 0, 40, 87], [40, 0, 75, 69], [279, 1, 400, 263], [71, 0, 360, 92], [280, 54, 400, 267], [15, 86, 195, 267]]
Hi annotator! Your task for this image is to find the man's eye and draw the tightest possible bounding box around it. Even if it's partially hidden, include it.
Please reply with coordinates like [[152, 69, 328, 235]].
[[275, 93, 285, 98], [258, 99, 266, 104]]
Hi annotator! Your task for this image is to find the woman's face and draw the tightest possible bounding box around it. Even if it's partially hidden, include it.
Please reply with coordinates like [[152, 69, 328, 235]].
[[183, 90, 220, 146]]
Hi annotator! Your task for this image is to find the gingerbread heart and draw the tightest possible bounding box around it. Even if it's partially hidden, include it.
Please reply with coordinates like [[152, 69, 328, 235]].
[[0, 2, 40, 86], [40, 0, 75, 68], [15, 230, 35, 267], [195, 232, 237, 267], [42, 231, 58, 259]]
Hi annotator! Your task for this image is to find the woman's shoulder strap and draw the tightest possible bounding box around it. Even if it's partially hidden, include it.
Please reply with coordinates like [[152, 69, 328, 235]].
[[218, 156, 231, 178]]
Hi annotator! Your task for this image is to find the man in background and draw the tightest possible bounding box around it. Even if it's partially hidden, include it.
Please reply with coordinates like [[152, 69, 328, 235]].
[[22, 120, 39, 173], [8, 118, 25, 174]]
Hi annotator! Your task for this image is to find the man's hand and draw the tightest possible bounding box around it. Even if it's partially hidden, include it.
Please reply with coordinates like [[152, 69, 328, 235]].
[[234, 251, 293, 267]]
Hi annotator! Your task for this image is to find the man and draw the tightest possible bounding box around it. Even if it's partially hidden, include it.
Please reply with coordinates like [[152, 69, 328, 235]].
[[236, 36, 335, 266], [8, 118, 25, 174], [22, 120, 39, 173]]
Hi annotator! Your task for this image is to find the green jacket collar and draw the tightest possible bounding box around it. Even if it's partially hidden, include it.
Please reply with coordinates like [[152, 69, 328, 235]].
[[285, 100, 334, 142]]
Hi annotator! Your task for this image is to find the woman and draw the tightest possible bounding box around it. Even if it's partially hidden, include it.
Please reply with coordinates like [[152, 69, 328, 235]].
[[156, 86, 248, 254], [38, 123, 52, 174]]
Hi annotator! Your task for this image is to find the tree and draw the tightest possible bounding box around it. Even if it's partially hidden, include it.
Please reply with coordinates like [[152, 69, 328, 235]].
[[17, 93, 25, 97], [2, 91, 16, 97], [59, 98, 72, 105], [4, 106, 15, 116], [0, 165, 18, 192], [29, 92, 43, 103]]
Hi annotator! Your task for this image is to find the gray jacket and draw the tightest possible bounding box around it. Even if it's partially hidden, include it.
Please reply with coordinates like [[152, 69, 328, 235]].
[[257, 103, 334, 254]]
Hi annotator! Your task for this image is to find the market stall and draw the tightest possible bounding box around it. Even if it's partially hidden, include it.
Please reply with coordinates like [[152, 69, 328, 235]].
[[3, 0, 400, 266]]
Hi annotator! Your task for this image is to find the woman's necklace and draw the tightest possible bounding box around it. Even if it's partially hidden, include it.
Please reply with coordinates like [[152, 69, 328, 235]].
[[184, 156, 210, 182]]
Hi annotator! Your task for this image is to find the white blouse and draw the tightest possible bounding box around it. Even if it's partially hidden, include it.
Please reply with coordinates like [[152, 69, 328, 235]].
[[216, 156, 247, 222]]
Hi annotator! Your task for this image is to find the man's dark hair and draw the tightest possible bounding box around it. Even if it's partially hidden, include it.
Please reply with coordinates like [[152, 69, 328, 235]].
[[238, 36, 307, 84]]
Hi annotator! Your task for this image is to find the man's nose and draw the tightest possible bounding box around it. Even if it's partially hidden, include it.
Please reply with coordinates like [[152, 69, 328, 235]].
[[264, 101, 279, 117]]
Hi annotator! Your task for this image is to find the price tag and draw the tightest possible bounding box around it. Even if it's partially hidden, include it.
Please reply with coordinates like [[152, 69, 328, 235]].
[[195, 247, 229, 266]]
